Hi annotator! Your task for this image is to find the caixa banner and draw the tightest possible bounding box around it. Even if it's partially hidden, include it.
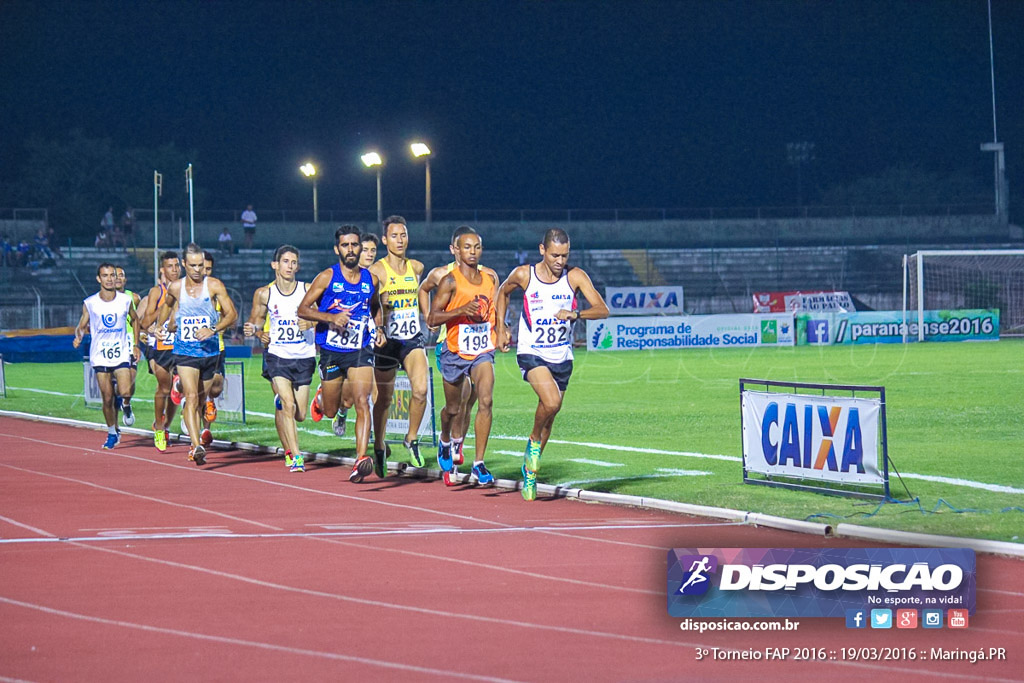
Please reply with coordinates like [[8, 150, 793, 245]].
[[742, 389, 884, 487], [605, 286, 683, 316], [667, 548, 976, 618]]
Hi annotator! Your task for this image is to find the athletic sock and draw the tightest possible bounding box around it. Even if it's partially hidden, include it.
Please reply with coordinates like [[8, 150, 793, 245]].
[[473, 460, 484, 468], [440, 439, 451, 447], [108, 425, 118, 435]]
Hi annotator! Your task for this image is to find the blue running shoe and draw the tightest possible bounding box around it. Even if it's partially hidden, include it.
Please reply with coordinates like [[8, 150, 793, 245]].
[[121, 402, 135, 427], [524, 438, 541, 472], [471, 462, 494, 485], [101, 432, 120, 450], [437, 442, 453, 472], [522, 465, 537, 501], [274, 394, 283, 411]]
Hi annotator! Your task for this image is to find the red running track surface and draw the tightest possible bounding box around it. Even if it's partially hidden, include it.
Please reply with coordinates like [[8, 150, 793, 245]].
[[0, 416, 1021, 682]]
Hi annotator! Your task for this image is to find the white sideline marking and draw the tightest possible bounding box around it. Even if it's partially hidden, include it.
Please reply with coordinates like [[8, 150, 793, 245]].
[[6, 390, 1023, 496], [570, 458, 626, 467], [558, 472, 711, 488]]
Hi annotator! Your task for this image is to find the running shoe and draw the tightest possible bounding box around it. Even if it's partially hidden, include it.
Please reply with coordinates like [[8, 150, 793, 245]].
[[180, 401, 190, 436], [349, 455, 373, 483], [404, 438, 424, 468], [204, 399, 218, 423], [121, 402, 135, 427], [154, 427, 167, 452], [372, 447, 387, 478], [524, 438, 541, 473], [200, 429, 213, 447], [290, 454, 305, 473], [332, 409, 347, 437], [453, 439, 465, 466], [437, 442, 453, 472], [310, 386, 324, 422], [170, 375, 183, 405], [189, 444, 206, 466], [442, 466, 458, 487], [274, 394, 283, 411], [471, 462, 494, 485], [521, 465, 537, 502], [102, 432, 120, 450], [284, 450, 294, 468]]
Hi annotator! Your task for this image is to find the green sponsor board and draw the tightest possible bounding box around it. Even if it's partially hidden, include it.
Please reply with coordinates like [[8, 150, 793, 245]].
[[795, 309, 1000, 345]]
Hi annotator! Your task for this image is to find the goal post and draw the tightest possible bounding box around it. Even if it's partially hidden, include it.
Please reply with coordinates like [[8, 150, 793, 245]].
[[903, 249, 1024, 341]]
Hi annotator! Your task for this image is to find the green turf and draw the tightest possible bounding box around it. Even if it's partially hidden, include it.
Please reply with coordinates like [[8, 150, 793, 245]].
[[2, 340, 1022, 542]]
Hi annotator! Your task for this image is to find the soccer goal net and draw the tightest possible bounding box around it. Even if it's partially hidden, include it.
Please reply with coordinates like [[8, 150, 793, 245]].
[[903, 249, 1024, 340]]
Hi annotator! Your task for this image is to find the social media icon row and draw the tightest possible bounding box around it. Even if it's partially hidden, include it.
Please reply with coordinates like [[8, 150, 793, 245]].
[[846, 608, 968, 629]]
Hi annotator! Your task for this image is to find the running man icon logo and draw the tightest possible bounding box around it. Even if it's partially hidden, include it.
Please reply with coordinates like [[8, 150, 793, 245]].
[[676, 555, 718, 595]]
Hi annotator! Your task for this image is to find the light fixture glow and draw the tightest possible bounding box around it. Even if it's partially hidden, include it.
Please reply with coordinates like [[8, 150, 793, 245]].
[[361, 152, 383, 168], [410, 143, 431, 158], [300, 162, 316, 177]]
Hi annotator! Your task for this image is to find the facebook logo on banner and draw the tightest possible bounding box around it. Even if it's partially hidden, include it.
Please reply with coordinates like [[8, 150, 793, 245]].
[[807, 319, 829, 343], [845, 609, 866, 629]]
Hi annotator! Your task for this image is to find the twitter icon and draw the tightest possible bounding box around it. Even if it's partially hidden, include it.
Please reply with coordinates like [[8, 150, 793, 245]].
[[870, 609, 892, 629]]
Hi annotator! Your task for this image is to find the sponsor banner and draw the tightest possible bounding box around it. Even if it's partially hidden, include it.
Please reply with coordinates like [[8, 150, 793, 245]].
[[753, 290, 855, 314], [742, 390, 883, 485], [214, 361, 244, 415], [605, 286, 684, 316], [587, 314, 794, 351], [667, 547, 976, 618], [380, 371, 434, 439], [794, 309, 1000, 345]]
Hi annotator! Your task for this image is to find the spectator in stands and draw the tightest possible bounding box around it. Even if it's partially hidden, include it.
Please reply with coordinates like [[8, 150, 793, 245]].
[[110, 220, 125, 250], [1, 235, 12, 267], [34, 227, 56, 264], [46, 226, 62, 257], [515, 246, 528, 265], [101, 206, 115, 233], [95, 228, 111, 250], [122, 208, 135, 247], [218, 226, 234, 254], [16, 239, 32, 267], [240, 204, 257, 249]]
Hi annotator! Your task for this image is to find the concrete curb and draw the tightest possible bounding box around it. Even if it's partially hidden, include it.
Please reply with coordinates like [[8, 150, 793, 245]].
[[2, 409, 1021, 557]]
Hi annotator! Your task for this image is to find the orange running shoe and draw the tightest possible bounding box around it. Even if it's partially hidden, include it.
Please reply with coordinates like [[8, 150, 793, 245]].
[[310, 385, 324, 422], [200, 429, 213, 447], [204, 399, 217, 423]]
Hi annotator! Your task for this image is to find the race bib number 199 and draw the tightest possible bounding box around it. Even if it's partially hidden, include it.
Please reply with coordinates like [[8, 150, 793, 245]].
[[457, 322, 493, 355]]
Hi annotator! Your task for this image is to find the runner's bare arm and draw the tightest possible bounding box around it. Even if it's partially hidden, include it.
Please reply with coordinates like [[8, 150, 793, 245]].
[[207, 278, 237, 339], [370, 272, 385, 347], [140, 285, 163, 329], [153, 280, 181, 335], [562, 268, 609, 321], [72, 304, 89, 349], [243, 286, 270, 337], [495, 265, 530, 352], [417, 266, 445, 319], [297, 269, 349, 328]]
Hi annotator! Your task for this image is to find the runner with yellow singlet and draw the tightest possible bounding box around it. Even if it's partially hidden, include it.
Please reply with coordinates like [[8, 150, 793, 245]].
[[369, 216, 429, 469], [139, 251, 181, 452], [114, 266, 141, 427], [426, 226, 499, 486], [418, 226, 492, 481]]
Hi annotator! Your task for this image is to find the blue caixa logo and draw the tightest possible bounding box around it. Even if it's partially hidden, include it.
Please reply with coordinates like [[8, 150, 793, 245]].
[[675, 554, 718, 595]]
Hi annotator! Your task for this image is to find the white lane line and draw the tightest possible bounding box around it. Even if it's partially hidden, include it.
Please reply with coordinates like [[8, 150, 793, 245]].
[[0, 595, 521, 683], [0, 514, 57, 538], [898, 473, 1024, 495], [0, 521, 719, 546], [569, 458, 626, 467], [0, 462, 282, 532]]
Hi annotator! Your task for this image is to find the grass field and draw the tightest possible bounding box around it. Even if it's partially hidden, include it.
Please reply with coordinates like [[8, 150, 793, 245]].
[[2, 340, 1022, 542]]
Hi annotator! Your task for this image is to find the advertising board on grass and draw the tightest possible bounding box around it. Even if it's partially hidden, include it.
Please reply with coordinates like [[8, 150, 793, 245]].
[[587, 313, 794, 351], [605, 286, 684, 316], [795, 309, 1000, 345]]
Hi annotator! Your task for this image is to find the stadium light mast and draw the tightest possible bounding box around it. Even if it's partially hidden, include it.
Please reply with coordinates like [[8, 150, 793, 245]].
[[411, 142, 432, 226], [361, 151, 384, 225], [185, 163, 195, 243], [786, 142, 815, 209], [300, 162, 318, 223], [153, 171, 162, 286], [982, 0, 1008, 223]]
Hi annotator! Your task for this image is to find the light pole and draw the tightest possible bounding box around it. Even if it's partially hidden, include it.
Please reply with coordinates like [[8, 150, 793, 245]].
[[786, 142, 815, 208], [982, 0, 1008, 222], [411, 142, 432, 225], [300, 162, 318, 223], [361, 152, 383, 225]]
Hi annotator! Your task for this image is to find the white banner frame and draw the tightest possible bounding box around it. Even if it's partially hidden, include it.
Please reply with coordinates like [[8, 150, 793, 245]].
[[740, 378, 891, 500]]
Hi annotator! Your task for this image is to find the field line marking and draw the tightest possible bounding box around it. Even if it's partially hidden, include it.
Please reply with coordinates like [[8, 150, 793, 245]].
[[569, 458, 626, 467]]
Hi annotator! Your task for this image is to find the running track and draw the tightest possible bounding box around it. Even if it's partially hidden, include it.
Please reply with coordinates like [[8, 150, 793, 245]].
[[1, 416, 1021, 682]]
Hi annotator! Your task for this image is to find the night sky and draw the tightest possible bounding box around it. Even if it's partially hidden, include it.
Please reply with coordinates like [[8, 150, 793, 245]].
[[1, 0, 1021, 214]]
